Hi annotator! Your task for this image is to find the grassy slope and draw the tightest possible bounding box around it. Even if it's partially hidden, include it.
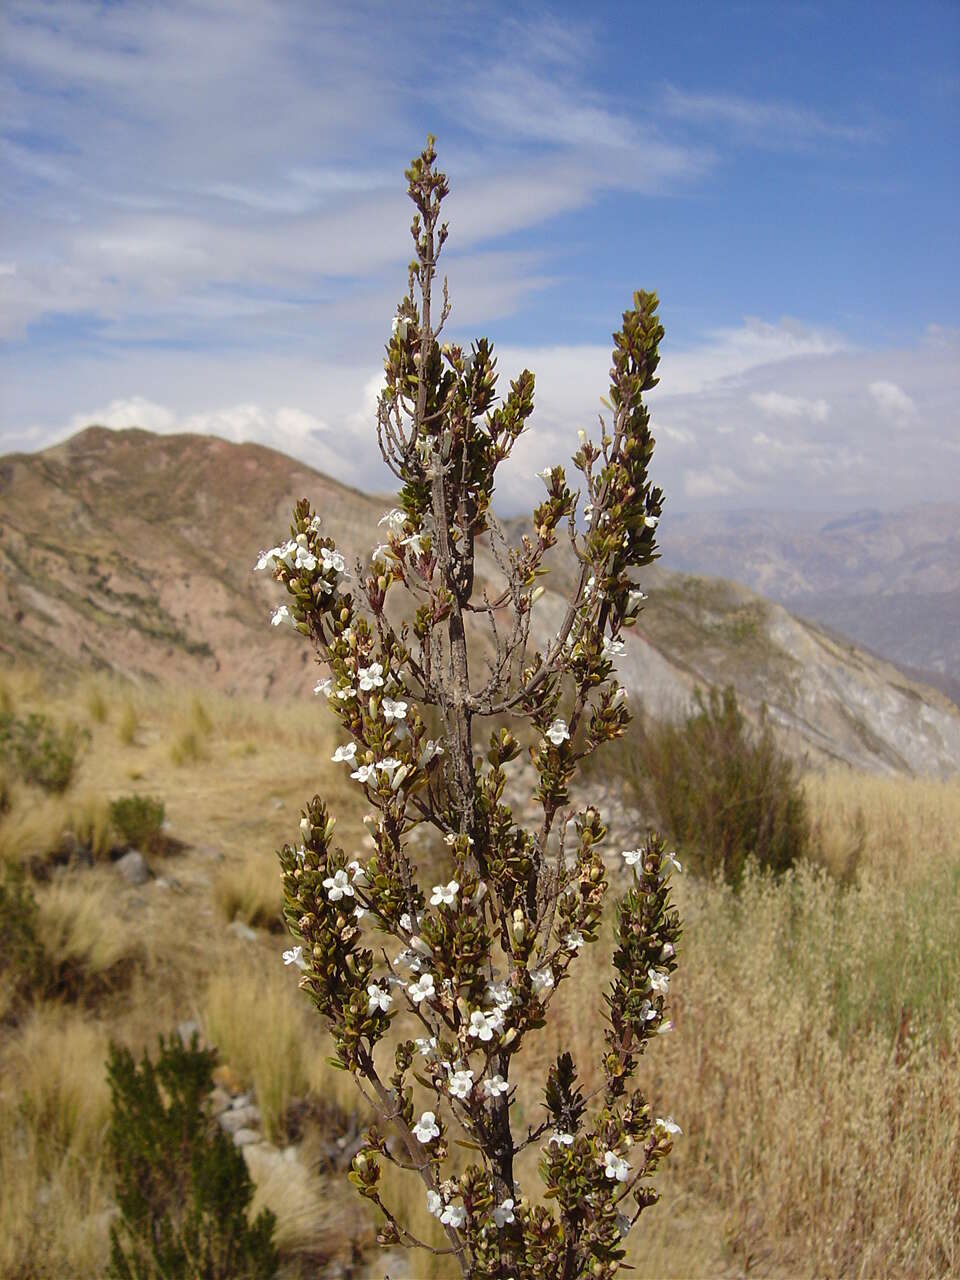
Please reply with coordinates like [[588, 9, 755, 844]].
[[1, 666, 958, 1278]]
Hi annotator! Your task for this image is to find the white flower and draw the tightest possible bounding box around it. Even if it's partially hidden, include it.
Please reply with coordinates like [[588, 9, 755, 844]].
[[282, 945, 308, 971], [377, 756, 402, 778], [408, 973, 436, 1005], [649, 969, 670, 995], [468, 1010, 498, 1041], [621, 847, 643, 867], [493, 1199, 515, 1227], [550, 1131, 574, 1146], [486, 980, 514, 1010], [440, 1203, 466, 1228], [483, 1074, 508, 1098], [657, 1020, 675, 1035], [254, 546, 282, 571], [358, 663, 384, 691], [392, 315, 410, 339], [335, 686, 355, 701], [603, 1150, 630, 1182], [663, 850, 683, 875], [430, 880, 459, 907], [448, 1068, 474, 1099], [347, 859, 367, 885], [531, 967, 554, 994], [313, 678, 332, 697], [583, 502, 594, 526], [413, 1111, 440, 1143], [350, 763, 377, 784], [638, 999, 657, 1022], [426, 1189, 444, 1217], [545, 718, 570, 746], [378, 508, 406, 532], [382, 697, 407, 723], [603, 636, 626, 657], [644, 514, 659, 529], [399, 912, 414, 933], [367, 984, 392, 1014], [354, 905, 367, 920], [563, 930, 585, 951], [415, 1035, 438, 1056], [401, 532, 425, 556], [627, 588, 648, 611], [322, 869, 355, 902], [321, 546, 345, 574], [656, 1116, 683, 1136], [299, 816, 312, 841], [270, 605, 292, 627], [370, 542, 392, 563], [537, 466, 554, 485], [611, 686, 628, 708], [332, 742, 357, 764], [410, 935, 433, 957], [294, 545, 317, 572], [420, 739, 444, 766]]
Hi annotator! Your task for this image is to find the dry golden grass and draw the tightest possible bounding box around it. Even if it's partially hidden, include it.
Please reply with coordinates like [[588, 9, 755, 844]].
[[0, 1007, 114, 1279], [1, 667, 957, 1278], [35, 870, 149, 996], [214, 846, 284, 931]]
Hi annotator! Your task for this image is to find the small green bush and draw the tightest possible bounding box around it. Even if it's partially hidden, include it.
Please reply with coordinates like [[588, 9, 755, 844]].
[[0, 861, 44, 1008], [110, 794, 165, 852], [0, 710, 87, 793], [631, 685, 810, 883], [106, 1033, 279, 1280]]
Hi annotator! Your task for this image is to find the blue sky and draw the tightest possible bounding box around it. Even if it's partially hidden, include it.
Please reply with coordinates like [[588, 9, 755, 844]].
[[1, 0, 957, 512]]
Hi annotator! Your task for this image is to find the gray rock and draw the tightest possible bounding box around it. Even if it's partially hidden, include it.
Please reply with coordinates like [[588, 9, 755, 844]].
[[208, 1086, 232, 1116], [232, 1127, 260, 1147], [115, 850, 150, 886], [219, 1106, 261, 1134], [226, 919, 257, 942]]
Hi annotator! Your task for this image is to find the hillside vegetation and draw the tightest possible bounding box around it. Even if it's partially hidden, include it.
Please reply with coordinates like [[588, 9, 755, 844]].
[[0, 665, 957, 1278]]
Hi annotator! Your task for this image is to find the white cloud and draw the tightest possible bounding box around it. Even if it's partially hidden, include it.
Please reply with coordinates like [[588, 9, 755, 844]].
[[683, 467, 741, 499], [750, 391, 830, 422], [868, 380, 915, 418], [661, 85, 877, 146]]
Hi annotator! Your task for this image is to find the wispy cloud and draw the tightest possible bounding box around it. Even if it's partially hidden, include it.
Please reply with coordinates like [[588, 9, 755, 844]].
[[661, 84, 878, 146]]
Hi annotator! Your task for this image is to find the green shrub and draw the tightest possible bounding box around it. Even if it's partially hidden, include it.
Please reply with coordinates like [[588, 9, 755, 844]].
[[0, 861, 44, 1008], [106, 1034, 279, 1280], [631, 685, 810, 883], [110, 795, 165, 852], [0, 710, 87, 793]]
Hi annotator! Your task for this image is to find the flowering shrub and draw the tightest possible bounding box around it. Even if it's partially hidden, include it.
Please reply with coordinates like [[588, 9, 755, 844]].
[[263, 138, 682, 1278]]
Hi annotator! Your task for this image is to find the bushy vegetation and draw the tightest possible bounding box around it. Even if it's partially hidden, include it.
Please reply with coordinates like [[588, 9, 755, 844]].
[[629, 685, 810, 883], [0, 861, 43, 1013], [110, 794, 165, 852], [0, 709, 87, 793], [106, 1033, 279, 1280]]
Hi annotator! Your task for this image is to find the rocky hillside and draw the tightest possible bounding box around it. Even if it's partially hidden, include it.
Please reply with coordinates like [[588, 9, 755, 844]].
[[662, 506, 960, 700], [3, 426, 960, 777]]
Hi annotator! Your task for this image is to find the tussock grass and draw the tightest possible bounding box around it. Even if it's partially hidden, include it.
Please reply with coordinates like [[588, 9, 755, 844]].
[[0, 785, 112, 868], [215, 847, 284, 930], [204, 959, 323, 1143], [36, 871, 148, 998], [0, 1007, 114, 1279]]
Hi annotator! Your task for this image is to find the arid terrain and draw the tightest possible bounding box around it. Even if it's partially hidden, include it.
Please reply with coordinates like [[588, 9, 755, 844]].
[[1, 426, 958, 1279]]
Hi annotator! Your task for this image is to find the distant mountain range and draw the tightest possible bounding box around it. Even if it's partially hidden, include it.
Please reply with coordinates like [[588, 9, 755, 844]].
[[661, 506, 960, 703], [2, 426, 959, 776]]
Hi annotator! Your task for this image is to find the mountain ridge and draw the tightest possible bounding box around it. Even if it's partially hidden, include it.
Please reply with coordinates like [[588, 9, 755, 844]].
[[2, 425, 959, 777]]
